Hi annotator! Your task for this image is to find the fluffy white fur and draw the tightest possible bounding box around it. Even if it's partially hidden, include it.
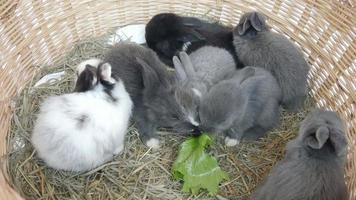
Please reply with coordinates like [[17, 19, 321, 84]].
[[31, 65, 133, 172], [224, 136, 239, 147], [146, 138, 160, 149]]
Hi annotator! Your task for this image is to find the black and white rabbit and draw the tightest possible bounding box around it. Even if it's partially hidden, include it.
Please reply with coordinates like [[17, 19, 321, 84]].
[[104, 42, 197, 149], [31, 59, 133, 172], [172, 50, 236, 127], [233, 11, 309, 112], [199, 66, 282, 146], [251, 109, 348, 200], [145, 13, 243, 68]]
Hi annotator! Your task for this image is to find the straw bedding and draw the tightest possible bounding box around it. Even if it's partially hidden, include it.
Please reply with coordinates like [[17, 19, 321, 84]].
[[6, 33, 315, 200]]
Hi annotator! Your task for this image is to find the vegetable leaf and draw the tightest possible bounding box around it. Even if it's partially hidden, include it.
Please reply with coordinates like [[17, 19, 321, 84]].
[[172, 134, 229, 196]]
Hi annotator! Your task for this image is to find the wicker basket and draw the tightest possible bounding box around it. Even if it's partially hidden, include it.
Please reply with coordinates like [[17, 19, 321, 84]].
[[0, 0, 355, 199]]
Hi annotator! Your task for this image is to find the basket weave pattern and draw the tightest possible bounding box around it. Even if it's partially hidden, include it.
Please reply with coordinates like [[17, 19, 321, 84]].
[[0, 0, 355, 199]]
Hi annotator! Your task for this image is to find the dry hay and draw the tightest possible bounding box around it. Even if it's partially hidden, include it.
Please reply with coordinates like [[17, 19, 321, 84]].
[[5, 34, 315, 200]]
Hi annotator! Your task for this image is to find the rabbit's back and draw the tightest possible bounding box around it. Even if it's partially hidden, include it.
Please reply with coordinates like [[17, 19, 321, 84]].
[[235, 33, 308, 73], [189, 46, 235, 84], [181, 17, 230, 34], [252, 155, 348, 200], [105, 43, 171, 101], [239, 67, 281, 103], [233, 67, 281, 140], [252, 109, 348, 200], [234, 32, 309, 110], [32, 85, 131, 171]]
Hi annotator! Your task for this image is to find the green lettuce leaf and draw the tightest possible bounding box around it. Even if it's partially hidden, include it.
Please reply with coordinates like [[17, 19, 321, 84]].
[[172, 134, 229, 196]]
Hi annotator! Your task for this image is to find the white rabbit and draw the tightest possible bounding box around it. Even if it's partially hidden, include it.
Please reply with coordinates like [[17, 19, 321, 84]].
[[31, 59, 133, 172]]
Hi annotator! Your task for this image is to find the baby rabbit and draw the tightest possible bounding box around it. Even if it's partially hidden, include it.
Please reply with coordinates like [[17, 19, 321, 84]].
[[104, 42, 196, 149], [172, 49, 236, 127], [145, 13, 243, 68], [31, 59, 133, 172], [251, 109, 348, 200], [199, 66, 282, 146], [233, 11, 309, 112]]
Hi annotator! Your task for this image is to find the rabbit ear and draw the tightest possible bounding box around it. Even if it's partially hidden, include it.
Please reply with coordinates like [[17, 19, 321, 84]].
[[74, 65, 97, 92], [237, 15, 251, 35], [99, 63, 115, 84], [136, 57, 159, 90], [173, 55, 187, 81], [329, 128, 348, 157], [306, 126, 330, 149], [178, 51, 195, 77], [250, 12, 266, 32]]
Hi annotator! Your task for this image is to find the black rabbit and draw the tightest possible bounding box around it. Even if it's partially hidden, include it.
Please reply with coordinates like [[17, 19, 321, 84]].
[[145, 13, 243, 68]]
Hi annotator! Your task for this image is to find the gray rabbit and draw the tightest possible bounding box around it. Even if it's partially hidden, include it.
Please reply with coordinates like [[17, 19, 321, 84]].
[[233, 11, 309, 112], [104, 42, 196, 149], [172, 49, 236, 127], [199, 66, 282, 146], [251, 109, 348, 200]]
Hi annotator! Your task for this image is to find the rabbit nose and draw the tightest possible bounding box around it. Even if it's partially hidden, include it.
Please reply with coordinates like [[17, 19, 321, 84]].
[[193, 126, 199, 131], [192, 126, 201, 136]]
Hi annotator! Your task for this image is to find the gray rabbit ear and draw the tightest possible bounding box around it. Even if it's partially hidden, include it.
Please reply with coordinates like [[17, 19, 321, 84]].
[[250, 12, 266, 32], [136, 57, 159, 90], [329, 128, 348, 157], [237, 15, 251, 35], [306, 126, 330, 149], [178, 51, 195, 77], [173, 55, 187, 81]]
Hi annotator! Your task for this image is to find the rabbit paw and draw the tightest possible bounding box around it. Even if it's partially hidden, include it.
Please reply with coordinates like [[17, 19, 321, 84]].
[[146, 138, 160, 149], [225, 136, 239, 147]]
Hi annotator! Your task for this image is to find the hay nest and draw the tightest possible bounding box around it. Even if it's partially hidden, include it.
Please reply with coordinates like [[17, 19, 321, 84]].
[[6, 32, 315, 200]]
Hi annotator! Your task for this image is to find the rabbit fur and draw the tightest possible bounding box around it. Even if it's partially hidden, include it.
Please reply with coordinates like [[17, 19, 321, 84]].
[[31, 60, 133, 172], [173, 49, 236, 127], [199, 66, 282, 146], [145, 13, 243, 68], [233, 11, 309, 112], [104, 42, 197, 149], [251, 109, 348, 200]]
